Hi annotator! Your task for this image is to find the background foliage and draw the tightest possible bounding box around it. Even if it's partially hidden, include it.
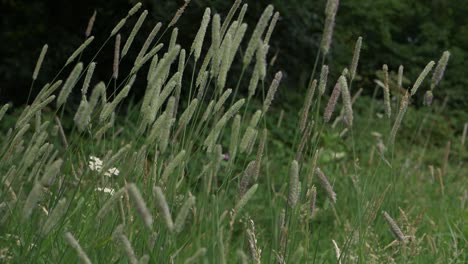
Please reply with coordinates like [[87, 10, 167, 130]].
[[1, 0, 467, 108]]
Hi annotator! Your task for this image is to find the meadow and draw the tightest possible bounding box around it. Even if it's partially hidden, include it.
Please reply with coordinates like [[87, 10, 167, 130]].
[[0, 0, 466, 263]]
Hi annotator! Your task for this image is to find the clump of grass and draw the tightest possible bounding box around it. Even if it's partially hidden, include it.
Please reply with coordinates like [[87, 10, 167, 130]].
[[0, 1, 460, 263]]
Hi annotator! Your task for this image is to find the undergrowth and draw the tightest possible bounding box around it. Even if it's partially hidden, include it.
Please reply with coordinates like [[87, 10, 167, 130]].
[[0, 0, 466, 263]]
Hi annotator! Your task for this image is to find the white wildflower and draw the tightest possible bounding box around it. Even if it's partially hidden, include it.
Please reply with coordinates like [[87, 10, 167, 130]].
[[104, 167, 120, 177], [89, 156, 103, 172], [95, 187, 115, 195]]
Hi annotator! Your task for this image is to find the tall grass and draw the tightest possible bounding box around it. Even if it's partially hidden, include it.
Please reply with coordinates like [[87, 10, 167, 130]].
[[0, 1, 465, 263]]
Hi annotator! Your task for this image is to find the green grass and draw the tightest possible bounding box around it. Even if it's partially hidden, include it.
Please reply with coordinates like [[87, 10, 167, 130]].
[[0, 1, 466, 263]]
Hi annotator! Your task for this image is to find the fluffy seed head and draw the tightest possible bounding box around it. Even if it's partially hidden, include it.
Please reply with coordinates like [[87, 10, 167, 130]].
[[66, 37, 94, 66], [33, 44, 48, 80], [191, 8, 211, 61], [40, 159, 63, 187], [210, 14, 222, 77], [235, 184, 258, 214], [174, 194, 196, 233], [349, 36, 362, 81], [161, 150, 186, 183], [431, 51, 450, 90], [220, 0, 242, 35], [82, 62, 96, 98], [41, 198, 68, 235], [243, 5, 274, 67], [424, 90, 433, 106], [262, 71, 283, 113], [315, 168, 336, 203], [411, 60, 435, 95], [57, 63, 84, 107], [217, 31, 232, 90], [178, 99, 199, 127], [398, 65, 404, 89], [0, 103, 11, 122], [214, 89, 232, 114], [382, 211, 405, 241], [137, 22, 162, 62], [390, 92, 409, 144], [113, 225, 138, 264], [339, 75, 353, 126], [169, 0, 191, 28], [321, 0, 339, 54], [229, 114, 241, 163], [324, 80, 341, 122], [85, 10, 97, 38], [122, 10, 148, 58], [110, 18, 127, 37], [22, 183, 44, 220], [153, 186, 174, 231], [288, 160, 300, 207], [319, 65, 329, 95], [127, 183, 153, 229], [248, 66, 260, 99], [128, 2, 142, 16], [113, 34, 121, 79], [264, 11, 280, 45], [64, 232, 92, 264]]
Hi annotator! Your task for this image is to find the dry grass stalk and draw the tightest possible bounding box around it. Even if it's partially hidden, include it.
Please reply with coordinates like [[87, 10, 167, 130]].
[[246, 219, 262, 264], [442, 141, 450, 176], [277, 109, 284, 128], [332, 240, 342, 264], [437, 167, 444, 196], [169, 0, 191, 28], [462, 123, 467, 146]]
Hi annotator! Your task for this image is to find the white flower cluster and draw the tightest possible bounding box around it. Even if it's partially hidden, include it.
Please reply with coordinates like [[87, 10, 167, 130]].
[[95, 187, 115, 195], [88, 156, 120, 177]]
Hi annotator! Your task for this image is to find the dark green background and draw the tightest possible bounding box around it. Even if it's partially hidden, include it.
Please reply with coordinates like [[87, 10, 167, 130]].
[[1, 0, 467, 109]]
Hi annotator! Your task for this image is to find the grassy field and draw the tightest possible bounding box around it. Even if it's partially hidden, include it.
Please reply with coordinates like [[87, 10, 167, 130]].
[[0, 1, 466, 263]]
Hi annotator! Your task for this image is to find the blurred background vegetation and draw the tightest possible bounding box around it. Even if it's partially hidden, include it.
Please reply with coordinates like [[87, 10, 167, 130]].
[[1, 0, 467, 111]]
